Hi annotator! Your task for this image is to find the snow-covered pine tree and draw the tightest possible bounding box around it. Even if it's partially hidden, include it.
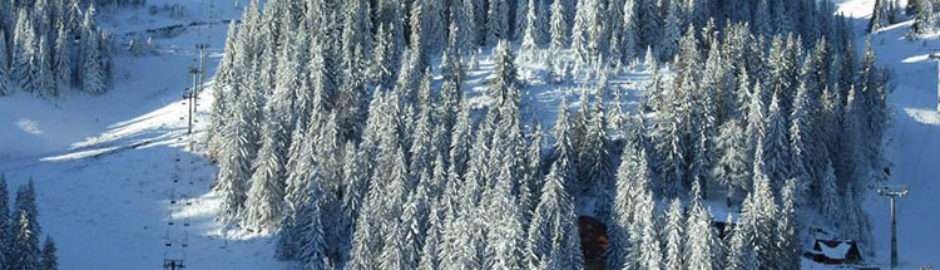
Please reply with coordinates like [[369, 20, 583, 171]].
[[345, 178, 382, 269], [761, 93, 791, 188], [912, 0, 935, 35], [618, 0, 639, 65], [818, 158, 842, 220], [776, 178, 800, 270], [80, 4, 106, 94], [482, 161, 525, 269], [637, 0, 661, 50], [34, 36, 55, 97], [737, 144, 779, 268], [511, 0, 528, 41], [570, 0, 594, 66], [242, 111, 287, 231], [743, 79, 766, 176], [0, 30, 12, 96], [549, 0, 570, 50], [400, 181, 430, 270], [293, 177, 329, 269], [607, 132, 653, 270], [11, 211, 41, 270], [685, 182, 719, 270], [53, 24, 72, 90], [520, 0, 543, 62], [416, 204, 443, 270], [664, 199, 685, 270], [868, 0, 887, 32], [525, 162, 583, 269], [214, 84, 261, 224], [521, 123, 544, 218], [789, 79, 818, 197], [583, 88, 614, 217], [451, 0, 477, 55], [485, 0, 509, 46], [837, 86, 864, 188], [40, 237, 57, 270], [14, 180, 40, 240], [0, 175, 9, 266], [13, 11, 38, 94], [551, 97, 577, 192], [440, 204, 484, 270], [634, 184, 662, 270], [658, 0, 681, 60]]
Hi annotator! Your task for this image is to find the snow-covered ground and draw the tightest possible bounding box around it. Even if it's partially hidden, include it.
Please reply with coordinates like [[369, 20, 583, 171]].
[[0, 0, 936, 268], [838, 0, 940, 269], [0, 0, 288, 269]]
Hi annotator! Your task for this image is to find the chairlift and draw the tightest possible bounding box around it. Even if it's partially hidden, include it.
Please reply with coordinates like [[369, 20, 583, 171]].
[[182, 232, 190, 248], [163, 231, 172, 247]]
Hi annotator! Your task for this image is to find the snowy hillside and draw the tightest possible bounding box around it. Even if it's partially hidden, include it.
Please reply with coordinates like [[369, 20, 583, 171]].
[[0, 0, 934, 269], [838, 0, 940, 268], [0, 0, 289, 268]]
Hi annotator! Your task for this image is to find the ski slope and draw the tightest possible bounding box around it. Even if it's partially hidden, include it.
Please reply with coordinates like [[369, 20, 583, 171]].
[[838, 0, 940, 269], [0, 0, 288, 269]]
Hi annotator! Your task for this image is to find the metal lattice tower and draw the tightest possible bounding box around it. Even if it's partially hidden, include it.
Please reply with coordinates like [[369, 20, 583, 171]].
[[878, 185, 909, 269]]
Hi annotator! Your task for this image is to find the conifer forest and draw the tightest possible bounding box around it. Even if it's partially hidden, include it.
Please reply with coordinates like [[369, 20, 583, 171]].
[[7, 0, 940, 269]]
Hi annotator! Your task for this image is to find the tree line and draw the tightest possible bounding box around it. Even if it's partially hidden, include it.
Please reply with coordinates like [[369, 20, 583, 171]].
[[206, 0, 890, 269], [0, 175, 58, 270], [0, 0, 114, 98]]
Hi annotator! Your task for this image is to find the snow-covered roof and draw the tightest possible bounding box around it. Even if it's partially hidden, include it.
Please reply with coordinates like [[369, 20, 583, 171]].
[[811, 240, 859, 260], [818, 242, 852, 260]]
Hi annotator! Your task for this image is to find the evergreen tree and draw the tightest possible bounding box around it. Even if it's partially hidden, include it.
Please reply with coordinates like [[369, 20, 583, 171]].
[[664, 199, 685, 270], [912, 0, 935, 35], [11, 211, 40, 270], [634, 186, 661, 270], [776, 179, 800, 270], [483, 162, 525, 269], [13, 11, 38, 94], [762, 93, 791, 187], [819, 159, 842, 223], [685, 182, 719, 270], [417, 205, 443, 270], [607, 134, 653, 270], [659, 0, 681, 60], [735, 146, 779, 268], [526, 162, 583, 269], [551, 97, 576, 192], [0, 175, 9, 267], [80, 4, 106, 94], [214, 88, 259, 224], [549, 0, 570, 50], [0, 30, 11, 96], [242, 114, 287, 231], [53, 24, 72, 90], [485, 0, 509, 46], [637, 0, 661, 50], [520, 0, 544, 62], [40, 237, 57, 270]]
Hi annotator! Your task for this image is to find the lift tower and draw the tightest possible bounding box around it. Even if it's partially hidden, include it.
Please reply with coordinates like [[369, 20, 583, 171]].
[[878, 185, 909, 268]]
